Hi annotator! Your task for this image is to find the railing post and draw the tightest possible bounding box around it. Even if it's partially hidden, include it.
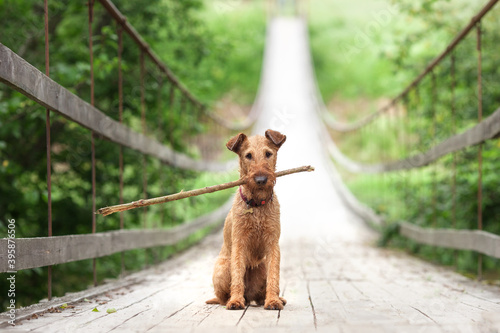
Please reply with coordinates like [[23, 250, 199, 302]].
[[181, 94, 187, 134], [88, 0, 97, 287], [44, 0, 53, 301], [140, 50, 148, 228], [117, 23, 125, 274], [414, 85, 424, 225], [168, 84, 176, 227], [402, 93, 409, 217], [157, 77, 165, 226], [451, 52, 458, 267], [431, 71, 437, 228], [476, 21, 483, 280]]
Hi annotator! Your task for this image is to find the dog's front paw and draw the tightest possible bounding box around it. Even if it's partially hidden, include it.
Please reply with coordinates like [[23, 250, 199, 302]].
[[226, 298, 245, 310], [264, 297, 285, 310]]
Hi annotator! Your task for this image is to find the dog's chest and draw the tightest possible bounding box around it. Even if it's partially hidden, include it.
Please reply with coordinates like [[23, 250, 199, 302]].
[[239, 211, 276, 262], [240, 208, 273, 234], [246, 229, 267, 264]]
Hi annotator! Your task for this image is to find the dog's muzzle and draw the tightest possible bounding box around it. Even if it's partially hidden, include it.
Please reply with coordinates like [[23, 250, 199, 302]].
[[254, 175, 268, 186]]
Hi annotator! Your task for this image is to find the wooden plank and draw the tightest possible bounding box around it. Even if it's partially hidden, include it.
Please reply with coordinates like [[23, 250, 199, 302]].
[[196, 304, 244, 328], [30, 285, 171, 332], [307, 280, 345, 326], [269, 240, 317, 329], [0, 275, 138, 328], [0, 43, 236, 172], [78, 284, 203, 332], [0, 230, 220, 329], [275, 281, 316, 329], [14, 258, 196, 332], [237, 304, 280, 329], [151, 292, 219, 329], [327, 106, 500, 174], [330, 281, 367, 302], [341, 280, 409, 326], [399, 222, 500, 259], [0, 199, 231, 272]]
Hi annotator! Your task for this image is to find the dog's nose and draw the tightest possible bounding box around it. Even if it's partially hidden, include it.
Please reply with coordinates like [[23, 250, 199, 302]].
[[254, 175, 268, 186]]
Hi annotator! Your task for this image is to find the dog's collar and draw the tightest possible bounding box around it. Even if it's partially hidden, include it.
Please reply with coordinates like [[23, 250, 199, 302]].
[[239, 186, 273, 208]]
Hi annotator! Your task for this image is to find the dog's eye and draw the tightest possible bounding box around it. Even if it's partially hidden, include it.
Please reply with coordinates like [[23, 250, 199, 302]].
[[265, 151, 272, 158], [245, 153, 252, 160]]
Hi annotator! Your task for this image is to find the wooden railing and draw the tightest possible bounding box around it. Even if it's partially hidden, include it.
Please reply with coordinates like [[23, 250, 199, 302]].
[[0, 44, 236, 172], [317, 0, 500, 278], [0, 0, 258, 301], [0, 200, 232, 272]]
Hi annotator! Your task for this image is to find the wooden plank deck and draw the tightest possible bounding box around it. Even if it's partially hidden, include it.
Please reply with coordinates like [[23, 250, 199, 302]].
[[4, 230, 500, 332], [2, 17, 500, 332]]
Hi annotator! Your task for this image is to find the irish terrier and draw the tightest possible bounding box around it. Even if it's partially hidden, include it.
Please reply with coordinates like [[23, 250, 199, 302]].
[[206, 129, 287, 310]]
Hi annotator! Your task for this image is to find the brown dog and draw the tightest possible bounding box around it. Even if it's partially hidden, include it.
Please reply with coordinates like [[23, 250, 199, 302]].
[[206, 129, 287, 310]]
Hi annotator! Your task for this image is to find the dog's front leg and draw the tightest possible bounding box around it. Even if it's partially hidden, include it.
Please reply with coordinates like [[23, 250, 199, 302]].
[[264, 242, 285, 310], [226, 241, 246, 310]]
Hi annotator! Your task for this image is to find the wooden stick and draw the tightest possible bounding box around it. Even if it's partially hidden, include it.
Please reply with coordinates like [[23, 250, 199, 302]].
[[96, 165, 314, 217]]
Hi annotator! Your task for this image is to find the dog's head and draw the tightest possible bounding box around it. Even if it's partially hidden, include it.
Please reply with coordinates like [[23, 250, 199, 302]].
[[226, 129, 286, 202]]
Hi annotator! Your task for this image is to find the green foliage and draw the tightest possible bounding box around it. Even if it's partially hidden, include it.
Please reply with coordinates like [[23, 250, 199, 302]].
[[326, 0, 500, 279], [308, 0, 407, 100], [0, 0, 265, 307], [183, 1, 266, 104]]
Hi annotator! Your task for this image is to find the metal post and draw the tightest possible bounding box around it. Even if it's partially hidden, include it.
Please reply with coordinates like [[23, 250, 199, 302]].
[[476, 22, 483, 280], [451, 52, 458, 267], [168, 84, 176, 227], [431, 71, 437, 228], [140, 51, 147, 228], [118, 25, 124, 229], [117, 24, 125, 273], [155, 77, 164, 264], [403, 94, 409, 217], [44, 0, 52, 301], [157, 78, 165, 225], [88, 0, 97, 287], [180, 95, 186, 194], [181, 95, 186, 133], [450, 53, 457, 228], [414, 86, 423, 223]]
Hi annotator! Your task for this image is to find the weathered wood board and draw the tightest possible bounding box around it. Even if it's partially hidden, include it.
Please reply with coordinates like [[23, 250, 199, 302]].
[[0, 200, 231, 272], [0, 43, 236, 172]]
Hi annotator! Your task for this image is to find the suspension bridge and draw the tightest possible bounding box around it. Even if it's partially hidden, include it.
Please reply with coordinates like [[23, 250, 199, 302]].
[[1, 0, 500, 332]]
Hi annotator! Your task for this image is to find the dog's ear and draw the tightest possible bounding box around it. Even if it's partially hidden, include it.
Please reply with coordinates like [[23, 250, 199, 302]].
[[265, 129, 286, 149], [226, 133, 247, 153]]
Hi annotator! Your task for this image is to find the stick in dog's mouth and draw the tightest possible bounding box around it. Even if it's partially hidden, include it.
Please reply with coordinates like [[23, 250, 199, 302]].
[[95, 165, 314, 217]]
